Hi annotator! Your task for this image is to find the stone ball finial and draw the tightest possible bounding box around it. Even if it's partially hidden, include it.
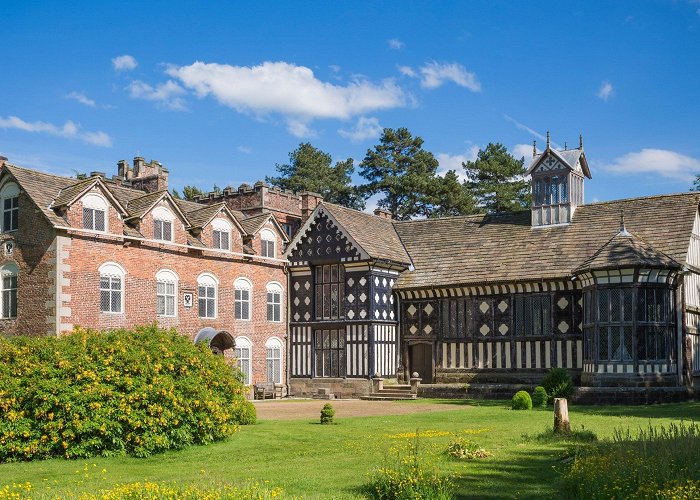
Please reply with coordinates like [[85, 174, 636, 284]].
[[411, 372, 419, 378]]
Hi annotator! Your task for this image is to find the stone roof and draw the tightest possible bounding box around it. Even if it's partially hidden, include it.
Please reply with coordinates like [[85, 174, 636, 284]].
[[321, 203, 412, 265], [527, 147, 591, 178], [50, 178, 98, 208], [573, 230, 681, 274], [238, 212, 272, 236], [393, 192, 699, 290], [124, 190, 168, 220]]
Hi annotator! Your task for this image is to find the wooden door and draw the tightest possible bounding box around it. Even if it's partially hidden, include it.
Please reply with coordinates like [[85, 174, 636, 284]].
[[409, 343, 434, 384]]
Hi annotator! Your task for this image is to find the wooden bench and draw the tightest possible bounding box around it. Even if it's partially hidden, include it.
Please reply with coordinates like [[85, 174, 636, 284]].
[[254, 382, 279, 400]]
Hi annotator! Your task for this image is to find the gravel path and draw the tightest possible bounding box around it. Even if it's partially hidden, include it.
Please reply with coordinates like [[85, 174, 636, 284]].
[[252, 399, 468, 420]]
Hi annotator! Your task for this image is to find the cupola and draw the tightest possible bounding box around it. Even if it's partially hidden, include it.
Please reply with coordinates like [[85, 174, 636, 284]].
[[528, 133, 591, 227]]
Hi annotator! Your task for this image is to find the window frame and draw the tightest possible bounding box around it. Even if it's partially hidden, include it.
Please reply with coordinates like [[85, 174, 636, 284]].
[[260, 229, 276, 258], [197, 273, 218, 319], [0, 263, 18, 319], [81, 193, 108, 233], [234, 336, 253, 385], [99, 262, 125, 314], [1, 182, 19, 233], [211, 218, 232, 251], [266, 282, 283, 322], [152, 206, 174, 242], [266, 337, 283, 384], [234, 277, 252, 321], [156, 269, 178, 317], [313, 329, 346, 378]]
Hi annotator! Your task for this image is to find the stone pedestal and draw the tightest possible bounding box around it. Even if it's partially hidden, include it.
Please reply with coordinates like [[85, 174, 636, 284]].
[[372, 376, 384, 392], [554, 398, 571, 434], [410, 372, 422, 395]]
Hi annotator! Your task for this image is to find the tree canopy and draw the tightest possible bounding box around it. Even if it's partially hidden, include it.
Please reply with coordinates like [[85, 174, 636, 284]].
[[171, 185, 206, 201], [462, 143, 531, 213], [266, 143, 364, 210]]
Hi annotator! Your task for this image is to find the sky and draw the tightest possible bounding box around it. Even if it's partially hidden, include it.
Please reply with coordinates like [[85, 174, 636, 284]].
[[1, 0, 699, 207]]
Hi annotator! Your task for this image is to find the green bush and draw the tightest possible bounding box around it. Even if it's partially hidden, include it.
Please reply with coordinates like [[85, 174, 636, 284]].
[[511, 390, 532, 410], [320, 403, 335, 424], [532, 386, 548, 408], [541, 367, 574, 402], [446, 437, 490, 459], [0, 325, 255, 462]]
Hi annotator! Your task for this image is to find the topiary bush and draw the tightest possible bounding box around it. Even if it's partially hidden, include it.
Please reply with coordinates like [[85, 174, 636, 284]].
[[320, 403, 335, 424], [0, 325, 255, 462], [541, 367, 575, 402], [532, 386, 548, 408], [511, 390, 532, 410]]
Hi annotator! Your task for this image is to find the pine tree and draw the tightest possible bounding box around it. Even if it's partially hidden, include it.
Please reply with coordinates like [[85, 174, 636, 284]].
[[463, 143, 530, 213], [429, 170, 477, 218], [267, 143, 364, 210]]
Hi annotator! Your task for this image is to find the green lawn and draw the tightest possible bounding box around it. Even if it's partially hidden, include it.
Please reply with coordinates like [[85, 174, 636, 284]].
[[1, 399, 698, 499]]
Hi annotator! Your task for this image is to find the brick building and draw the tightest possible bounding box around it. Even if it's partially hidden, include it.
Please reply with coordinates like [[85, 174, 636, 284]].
[[0, 156, 291, 394]]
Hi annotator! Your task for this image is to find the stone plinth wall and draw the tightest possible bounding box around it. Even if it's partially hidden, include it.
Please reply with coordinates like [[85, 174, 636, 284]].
[[289, 378, 372, 399]]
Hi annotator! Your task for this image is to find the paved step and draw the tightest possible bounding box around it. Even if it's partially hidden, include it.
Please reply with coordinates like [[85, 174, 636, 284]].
[[360, 394, 417, 401]]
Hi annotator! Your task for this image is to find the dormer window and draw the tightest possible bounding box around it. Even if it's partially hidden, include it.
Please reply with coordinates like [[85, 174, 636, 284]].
[[1, 182, 19, 233], [211, 218, 231, 251], [152, 207, 174, 242], [82, 193, 108, 232], [260, 228, 276, 258]]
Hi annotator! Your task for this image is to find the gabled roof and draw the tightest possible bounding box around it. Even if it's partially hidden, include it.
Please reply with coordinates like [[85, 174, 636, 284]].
[[124, 190, 189, 224], [49, 176, 128, 215], [573, 229, 681, 274], [238, 212, 290, 243], [285, 202, 411, 265], [527, 147, 591, 178], [393, 192, 699, 290]]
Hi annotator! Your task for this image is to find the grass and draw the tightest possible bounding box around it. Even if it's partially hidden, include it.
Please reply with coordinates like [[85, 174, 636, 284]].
[[0, 399, 698, 499]]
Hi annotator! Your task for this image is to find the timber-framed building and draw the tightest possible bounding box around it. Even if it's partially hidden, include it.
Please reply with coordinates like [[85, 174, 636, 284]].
[[286, 141, 700, 399]]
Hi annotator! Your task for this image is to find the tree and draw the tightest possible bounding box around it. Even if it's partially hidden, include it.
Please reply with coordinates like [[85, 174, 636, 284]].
[[462, 143, 530, 213], [429, 170, 477, 218], [267, 143, 364, 210], [359, 127, 446, 220], [692, 175, 700, 191], [171, 185, 206, 201]]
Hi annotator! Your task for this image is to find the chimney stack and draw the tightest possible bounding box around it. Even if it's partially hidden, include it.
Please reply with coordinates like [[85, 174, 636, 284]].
[[300, 192, 323, 221], [373, 208, 393, 220]]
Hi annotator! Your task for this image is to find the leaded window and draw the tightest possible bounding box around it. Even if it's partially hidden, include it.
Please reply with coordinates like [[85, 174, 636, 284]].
[[83, 207, 106, 231], [234, 337, 252, 385], [3, 196, 18, 232], [156, 278, 176, 316], [314, 264, 344, 320], [314, 329, 345, 378], [261, 229, 276, 258], [514, 294, 551, 336], [266, 338, 282, 384], [213, 229, 230, 250], [595, 287, 634, 362], [198, 275, 217, 319], [154, 219, 172, 241], [267, 283, 282, 322], [637, 286, 673, 362], [234, 278, 252, 320], [0, 267, 17, 319], [100, 275, 122, 313]]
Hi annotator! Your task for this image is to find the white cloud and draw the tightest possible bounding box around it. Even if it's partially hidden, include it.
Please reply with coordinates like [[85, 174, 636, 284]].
[[0, 115, 112, 147], [65, 91, 96, 107], [503, 114, 546, 142], [237, 145, 252, 154], [604, 148, 700, 182], [597, 81, 614, 101], [329, 65, 341, 73], [436, 145, 480, 181], [127, 80, 187, 111], [166, 61, 406, 123], [512, 143, 537, 161], [112, 54, 138, 72], [388, 38, 404, 50], [338, 116, 383, 142], [418, 61, 481, 91], [398, 65, 416, 78], [286, 119, 316, 138]]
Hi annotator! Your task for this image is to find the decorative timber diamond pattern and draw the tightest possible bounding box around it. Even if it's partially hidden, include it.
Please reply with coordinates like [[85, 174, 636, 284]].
[[347, 277, 354, 287], [409, 325, 418, 334], [479, 301, 490, 313], [374, 310, 380, 319], [382, 278, 387, 287], [480, 324, 490, 336], [498, 300, 508, 313], [347, 294, 355, 303], [499, 323, 509, 335], [293, 297, 300, 306], [374, 277, 380, 286], [359, 277, 366, 286], [557, 297, 569, 310], [293, 312, 300, 321], [293, 282, 300, 291], [304, 312, 311, 321], [558, 321, 570, 333], [347, 310, 355, 319], [423, 324, 433, 334], [407, 304, 417, 316], [304, 281, 310, 290], [359, 309, 367, 319], [374, 293, 380, 303], [360, 292, 367, 303], [304, 297, 310, 306], [424, 303, 433, 315]]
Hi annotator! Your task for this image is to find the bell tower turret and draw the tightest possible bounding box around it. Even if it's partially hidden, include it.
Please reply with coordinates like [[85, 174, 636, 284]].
[[527, 132, 591, 227]]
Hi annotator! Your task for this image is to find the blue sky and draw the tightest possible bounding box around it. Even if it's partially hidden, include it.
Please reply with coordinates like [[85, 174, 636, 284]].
[[1, 0, 699, 206]]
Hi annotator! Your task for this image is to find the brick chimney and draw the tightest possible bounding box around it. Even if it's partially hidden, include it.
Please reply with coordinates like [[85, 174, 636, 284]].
[[300, 192, 323, 221], [0, 155, 7, 167], [373, 208, 393, 220], [118, 157, 169, 193]]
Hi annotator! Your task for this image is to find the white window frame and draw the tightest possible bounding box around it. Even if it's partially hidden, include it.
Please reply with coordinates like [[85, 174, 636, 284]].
[[152, 206, 174, 242], [1, 182, 19, 233], [197, 273, 218, 319], [99, 262, 125, 314], [266, 282, 283, 323], [211, 218, 231, 251], [266, 337, 283, 384], [234, 336, 252, 385], [156, 269, 178, 317], [234, 277, 252, 321], [81, 193, 108, 233], [0, 263, 18, 319], [260, 228, 276, 258]]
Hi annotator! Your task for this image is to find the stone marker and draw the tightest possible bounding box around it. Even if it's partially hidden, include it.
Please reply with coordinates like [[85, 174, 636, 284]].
[[554, 398, 571, 434]]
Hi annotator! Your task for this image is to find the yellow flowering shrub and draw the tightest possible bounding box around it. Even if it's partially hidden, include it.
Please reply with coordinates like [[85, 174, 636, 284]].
[[0, 325, 255, 462]]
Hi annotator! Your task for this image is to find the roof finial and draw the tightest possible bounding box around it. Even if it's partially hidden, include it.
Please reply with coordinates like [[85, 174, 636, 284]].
[[532, 140, 537, 157], [579, 133, 583, 149], [546, 131, 551, 150], [564, 141, 568, 151], [619, 209, 630, 236]]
